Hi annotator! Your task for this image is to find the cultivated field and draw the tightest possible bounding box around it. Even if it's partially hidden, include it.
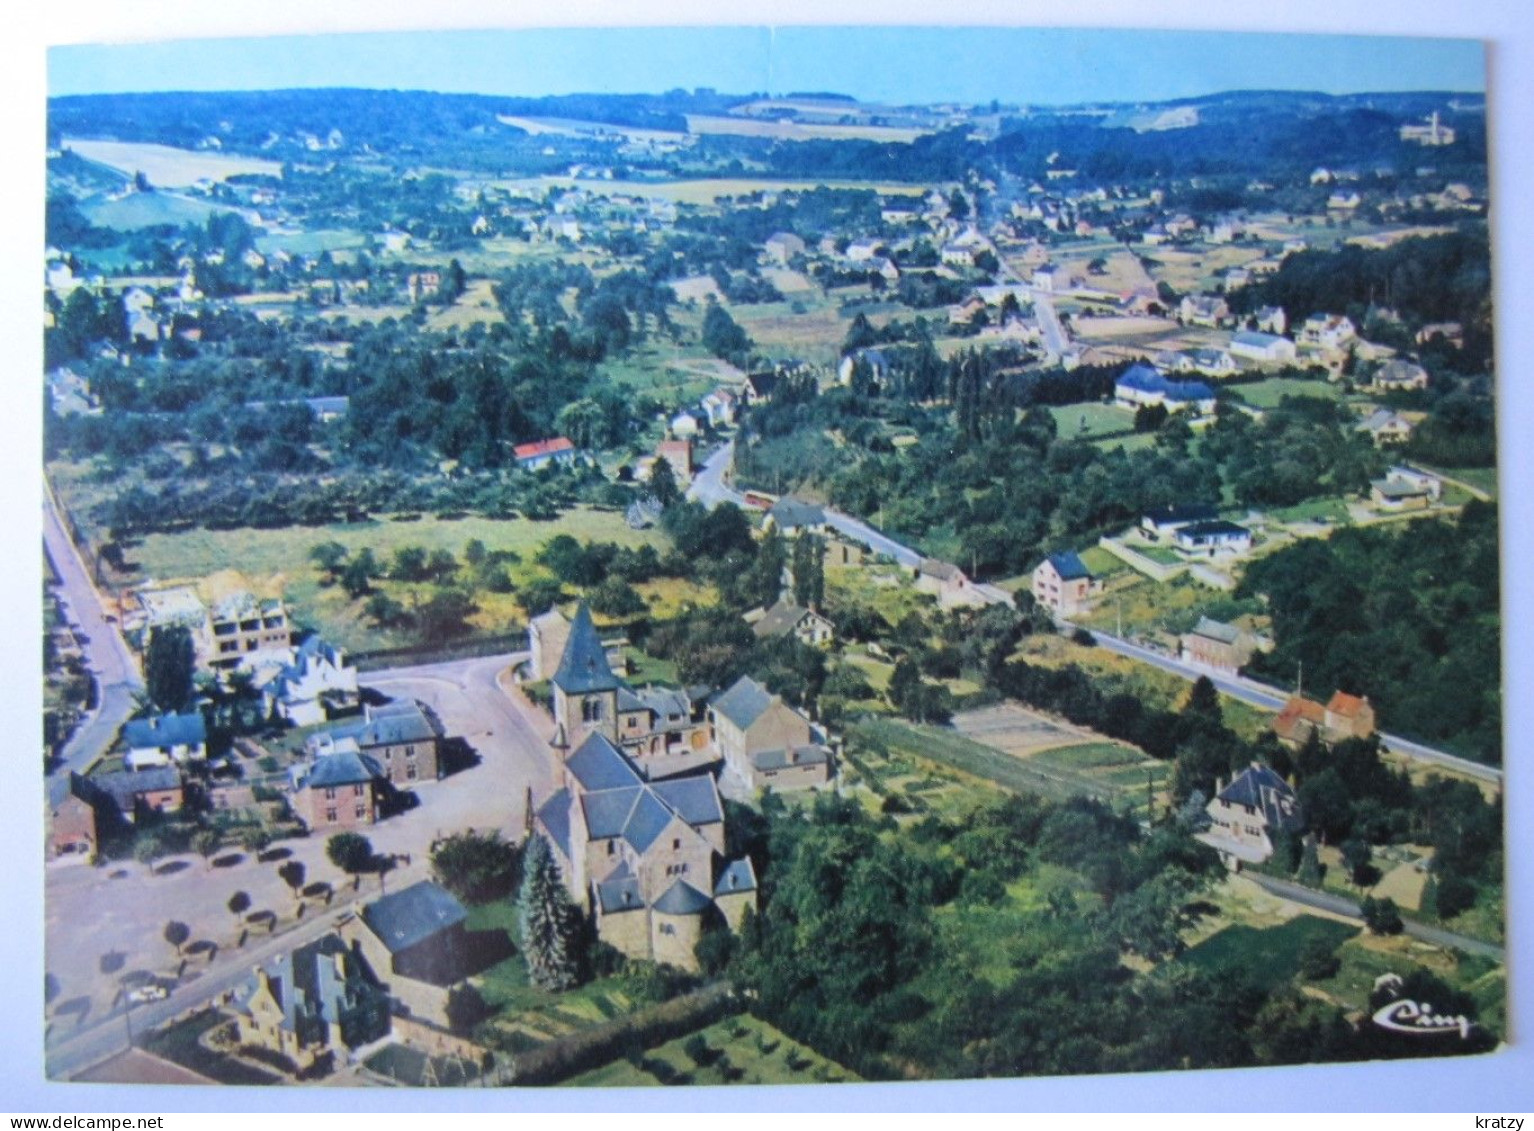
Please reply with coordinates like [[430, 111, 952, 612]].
[[62, 138, 283, 187], [683, 114, 927, 144], [495, 115, 686, 144]]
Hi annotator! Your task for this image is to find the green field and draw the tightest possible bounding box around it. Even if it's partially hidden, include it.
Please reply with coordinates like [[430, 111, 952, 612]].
[[82, 191, 229, 231], [1180, 916, 1359, 993], [1233, 378, 1345, 409], [1092, 430, 1159, 454], [1268, 496, 1352, 524], [1049, 402, 1137, 441], [114, 506, 671, 652], [256, 230, 367, 256]]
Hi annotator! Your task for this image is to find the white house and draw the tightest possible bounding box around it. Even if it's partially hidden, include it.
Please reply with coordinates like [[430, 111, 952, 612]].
[[1229, 331, 1298, 364]]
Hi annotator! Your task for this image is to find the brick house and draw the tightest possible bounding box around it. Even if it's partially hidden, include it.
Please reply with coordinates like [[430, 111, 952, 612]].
[[92, 766, 184, 824], [291, 750, 383, 831], [308, 700, 442, 787], [48, 772, 107, 860], [1179, 617, 1263, 674], [1273, 691, 1377, 746]]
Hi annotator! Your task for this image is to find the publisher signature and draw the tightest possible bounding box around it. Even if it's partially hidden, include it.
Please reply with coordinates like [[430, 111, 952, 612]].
[[1371, 998, 1473, 1038]]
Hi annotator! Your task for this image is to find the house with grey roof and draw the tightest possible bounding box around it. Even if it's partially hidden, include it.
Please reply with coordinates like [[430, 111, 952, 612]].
[[123, 711, 207, 770], [710, 675, 832, 792], [291, 748, 384, 831], [251, 635, 359, 727], [307, 699, 441, 786], [1179, 617, 1266, 674], [229, 934, 390, 1071], [751, 598, 834, 648], [535, 731, 756, 971], [89, 766, 184, 825], [1199, 762, 1306, 868], [762, 496, 827, 537], [338, 881, 476, 1028]]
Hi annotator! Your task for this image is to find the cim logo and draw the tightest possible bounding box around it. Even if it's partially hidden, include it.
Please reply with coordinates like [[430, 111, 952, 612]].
[[1371, 998, 1474, 1039]]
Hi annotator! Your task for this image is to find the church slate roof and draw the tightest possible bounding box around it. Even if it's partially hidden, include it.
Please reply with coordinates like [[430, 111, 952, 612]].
[[552, 603, 620, 694], [652, 880, 712, 916]]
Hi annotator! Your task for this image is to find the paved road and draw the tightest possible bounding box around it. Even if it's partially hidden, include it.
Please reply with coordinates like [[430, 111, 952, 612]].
[[1078, 624, 1502, 786], [687, 439, 746, 509], [1246, 873, 1505, 961], [43, 480, 144, 777]]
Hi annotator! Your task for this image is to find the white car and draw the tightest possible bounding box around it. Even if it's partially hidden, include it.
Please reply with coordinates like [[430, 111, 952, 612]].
[[127, 984, 167, 1004]]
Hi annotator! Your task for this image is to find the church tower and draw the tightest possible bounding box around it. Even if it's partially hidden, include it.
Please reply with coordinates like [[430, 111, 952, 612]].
[[550, 604, 621, 767]]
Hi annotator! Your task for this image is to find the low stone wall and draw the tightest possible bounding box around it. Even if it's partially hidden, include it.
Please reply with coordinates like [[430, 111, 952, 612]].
[[1097, 537, 1186, 582]]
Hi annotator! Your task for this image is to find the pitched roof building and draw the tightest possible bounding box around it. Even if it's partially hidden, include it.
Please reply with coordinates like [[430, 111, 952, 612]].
[[1199, 762, 1306, 867], [535, 731, 757, 971]]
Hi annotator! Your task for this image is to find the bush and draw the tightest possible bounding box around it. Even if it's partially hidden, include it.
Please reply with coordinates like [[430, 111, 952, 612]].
[[1362, 895, 1404, 935]]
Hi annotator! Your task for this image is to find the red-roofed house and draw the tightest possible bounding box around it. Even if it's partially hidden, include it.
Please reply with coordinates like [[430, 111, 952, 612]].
[[514, 437, 578, 471], [1272, 691, 1376, 746]]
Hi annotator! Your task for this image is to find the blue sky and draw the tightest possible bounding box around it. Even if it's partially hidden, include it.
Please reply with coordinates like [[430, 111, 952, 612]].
[[49, 25, 1484, 103]]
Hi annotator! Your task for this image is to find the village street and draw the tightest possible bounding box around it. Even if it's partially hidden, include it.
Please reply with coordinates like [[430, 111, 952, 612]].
[[43, 652, 556, 1079]]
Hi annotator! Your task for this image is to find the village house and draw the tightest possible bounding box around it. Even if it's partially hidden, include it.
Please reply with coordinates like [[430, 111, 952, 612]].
[[291, 749, 384, 832], [762, 496, 828, 537], [709, 675, 833, 793], [700, 387, 737, 428], [1371, 359, 1430, 392], [47, 773, 109, 860], [763, 231, 805, 265], [1032, 551, 1100, 617], [308, 700, 443, 787], [1141, 503, 1219, 541], [655, 439, 693, 483], [914, 558, 987, 609], [91, 766, 184, 825], [1400, 111, 1455, 146], [513, 437, 578, 472], [751, 598, 835, 648], [122, 711, 207, 770], [1114, 364, 1217, 415], [1416, 322, 1464, 349], [743, 371, 779, 405], [1179, 617, 1266, 674], [338, 882, 478, 1028], [1178, 294, 1230, 328], [1273, 690, 1377, 746], [1199, 763, 1306, 869], [847, 238, 885, 263], [228, 935, 391, 1072], [1370, 465, 1442, 510], [1183, 348, 1237, 377], [1172, 519, 1253, 559], [250, 636, 359, 727], [1229, 330, 1298, 365], [1299, 313, 1358, 353], [1357, 409, 1416, 446], [535, 730, 758, 971], [1255, 306, 1290, 336]]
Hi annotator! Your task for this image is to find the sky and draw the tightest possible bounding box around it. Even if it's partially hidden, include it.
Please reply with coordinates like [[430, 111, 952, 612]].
[[48, 24, 1485, 104]]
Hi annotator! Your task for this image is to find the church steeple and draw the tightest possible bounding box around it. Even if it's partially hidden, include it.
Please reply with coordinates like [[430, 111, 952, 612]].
[[551, 603, 620, 694], [550, 602, 621, 747]]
